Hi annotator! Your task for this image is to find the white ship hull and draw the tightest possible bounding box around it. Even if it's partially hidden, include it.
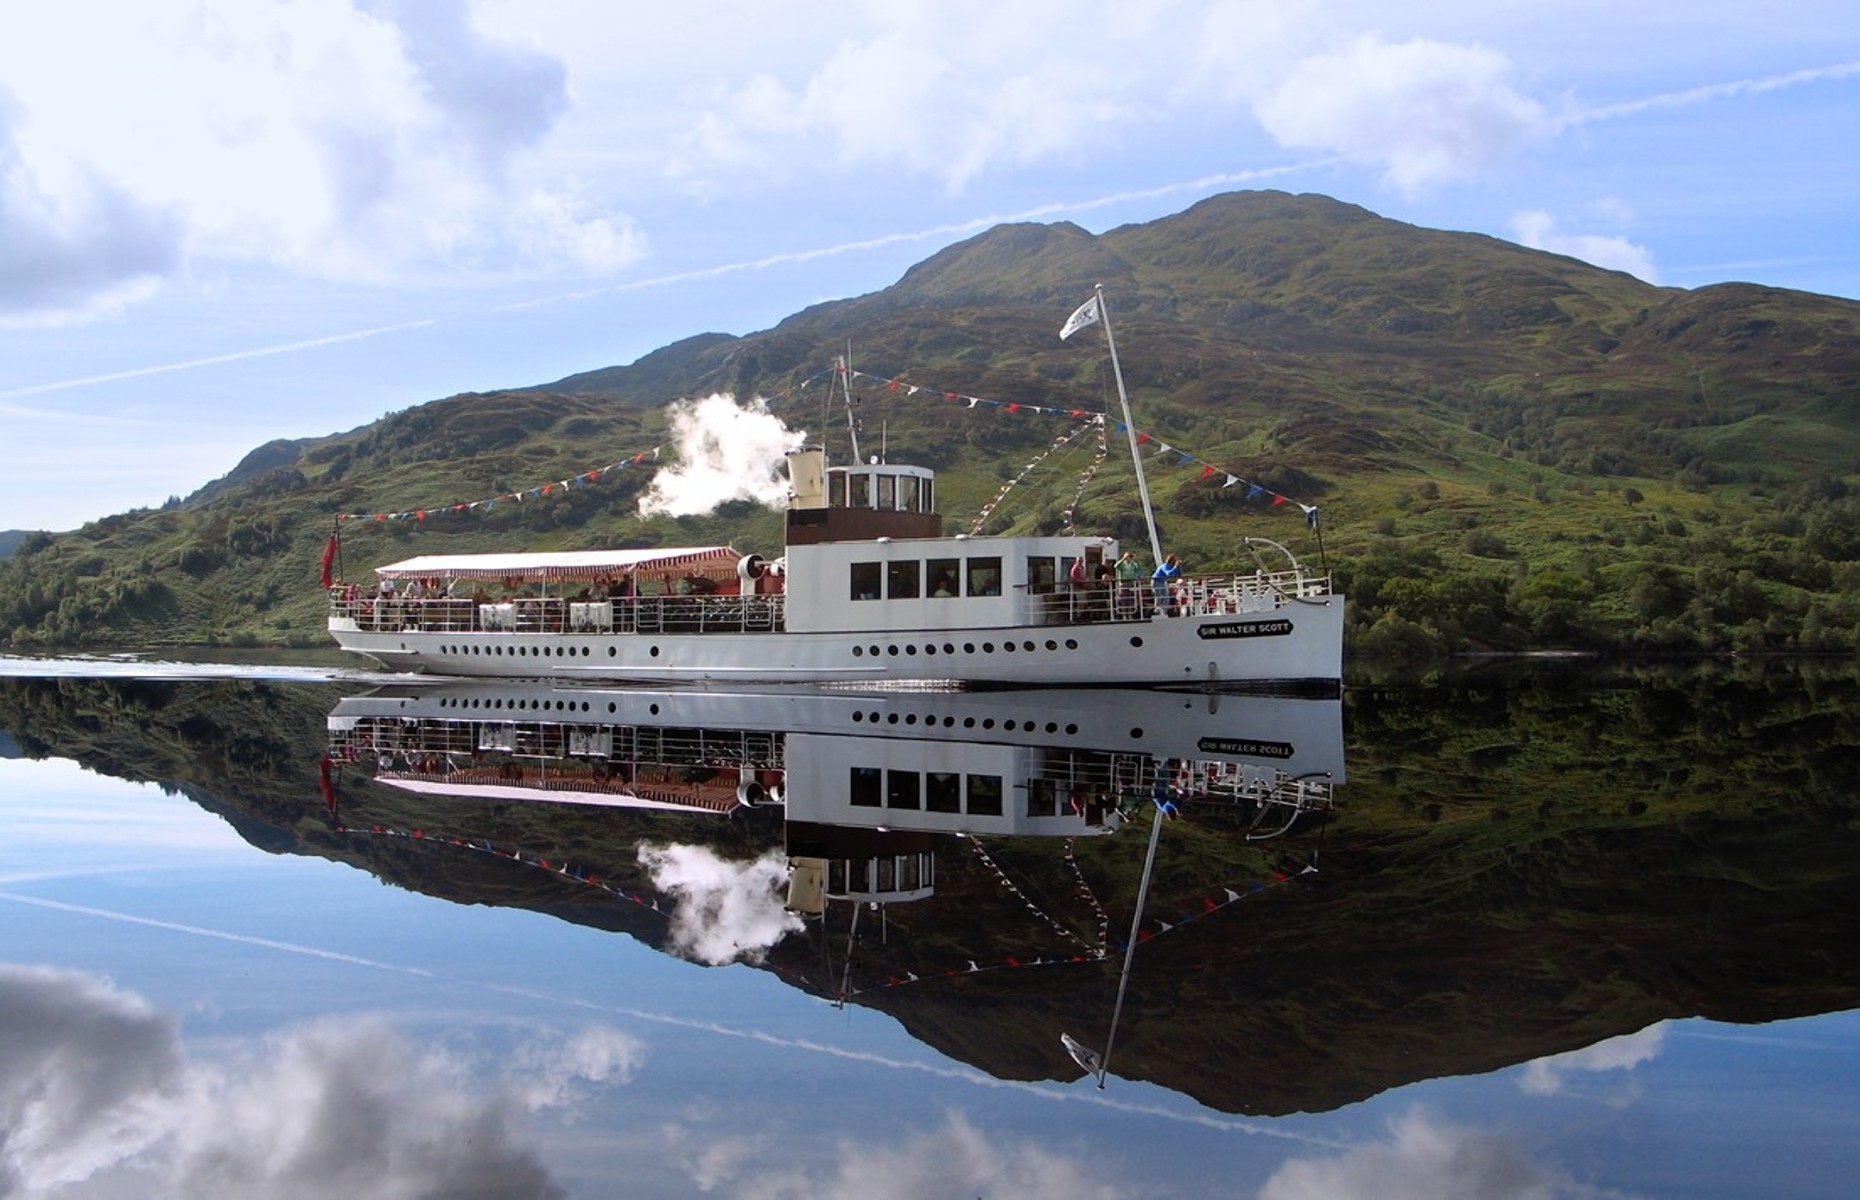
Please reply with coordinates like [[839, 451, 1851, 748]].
[[328, 597, 1343, 689]]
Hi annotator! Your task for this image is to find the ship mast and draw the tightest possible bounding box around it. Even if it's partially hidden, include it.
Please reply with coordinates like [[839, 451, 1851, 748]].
[[1096, 285, 1165, 571]]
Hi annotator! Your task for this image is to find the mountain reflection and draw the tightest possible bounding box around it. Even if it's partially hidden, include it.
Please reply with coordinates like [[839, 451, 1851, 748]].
[[3, 666, 1859, 1118]]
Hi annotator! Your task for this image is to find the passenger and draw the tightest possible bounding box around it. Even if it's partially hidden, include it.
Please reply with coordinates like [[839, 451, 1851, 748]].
[[1115, 551, 1145, 617], [1152, 554, 1183, 617]]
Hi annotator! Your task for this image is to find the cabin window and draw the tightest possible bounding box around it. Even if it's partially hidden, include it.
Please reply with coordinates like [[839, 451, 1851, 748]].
[[898, 475, 920, 512], [849, 473, 871, 508], [850, 561, 881, 600], [887, 769, 921, 809], [877, 474, 896, 511], [1027, 556, 1056, 595], [966, 774, 1004, 816], [828, 473, 847, 509], [887, 560, 920, 600], [926, 772, 961, 813], [965, 557, 1002, 597], [1026, 778, 1057, 817], [927, 558, 958, 597], [850, 766, 881, 807]]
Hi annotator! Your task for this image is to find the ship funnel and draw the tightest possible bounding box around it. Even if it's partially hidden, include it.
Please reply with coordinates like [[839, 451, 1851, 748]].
[[786, 446, 826, 510]]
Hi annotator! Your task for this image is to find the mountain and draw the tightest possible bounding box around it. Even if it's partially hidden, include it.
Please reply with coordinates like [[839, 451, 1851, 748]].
[[4, 189, 1860, 655]]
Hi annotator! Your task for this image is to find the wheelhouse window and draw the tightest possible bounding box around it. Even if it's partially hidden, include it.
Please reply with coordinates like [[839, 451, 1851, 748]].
[[850, 561, 881, 600], [849, 473, 871, 508], [828, 473, 847, 508], [877, 474, 896, 511], [898, 475, 920, 512], [966, 557, 1002, 597], [927, 772, 961, 813], [887, 769, 921, 809], [966, 774, 1004, 816], [887, 559, 921, 600]]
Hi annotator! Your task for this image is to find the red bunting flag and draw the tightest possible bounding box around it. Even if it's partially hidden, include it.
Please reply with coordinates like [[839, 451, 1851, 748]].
[[319, 533, 339, 588]]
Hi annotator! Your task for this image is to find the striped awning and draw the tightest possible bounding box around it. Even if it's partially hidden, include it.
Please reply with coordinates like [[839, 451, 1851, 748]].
[[372, 546, 742, 582]]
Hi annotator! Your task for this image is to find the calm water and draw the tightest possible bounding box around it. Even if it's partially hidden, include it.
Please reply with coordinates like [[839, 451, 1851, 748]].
[[2, 654, 1857, 1199]]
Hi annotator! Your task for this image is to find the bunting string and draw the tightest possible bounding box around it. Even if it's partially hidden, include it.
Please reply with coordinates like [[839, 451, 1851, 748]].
[[334, 446, 665, 525], [842, 851, 1321, 997], [833, 367, 1322, 531], [968, 420, 1099, 535], [965, 834, 1103, 955], [331, 819, 671, 916]]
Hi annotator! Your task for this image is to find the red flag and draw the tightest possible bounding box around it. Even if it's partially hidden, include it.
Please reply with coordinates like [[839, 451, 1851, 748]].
[[320, 533, 339, 588]]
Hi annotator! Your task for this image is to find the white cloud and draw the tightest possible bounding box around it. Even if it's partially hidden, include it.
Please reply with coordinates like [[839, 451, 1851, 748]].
[[1255, 34, 1554, 195], [0, 88, 183, 324], [1519, 1023, 1667, 1099], [1259, 1109, 1566, 1200], [637, 841, 805, 965], [1510, 209, 1660, 281], [637, 394, 806, 519], [0, 0, 630, 321]]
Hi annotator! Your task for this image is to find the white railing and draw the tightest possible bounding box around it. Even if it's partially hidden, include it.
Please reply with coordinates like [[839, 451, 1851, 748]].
[[328, 588, 786, 635]]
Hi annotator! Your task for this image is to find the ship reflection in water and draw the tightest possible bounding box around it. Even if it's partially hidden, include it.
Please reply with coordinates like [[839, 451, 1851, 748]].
[[325, 682, 1342, 1096]]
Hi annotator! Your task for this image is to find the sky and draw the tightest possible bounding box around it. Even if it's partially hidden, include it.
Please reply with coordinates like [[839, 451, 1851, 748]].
[[2, 1, 1857, 533]]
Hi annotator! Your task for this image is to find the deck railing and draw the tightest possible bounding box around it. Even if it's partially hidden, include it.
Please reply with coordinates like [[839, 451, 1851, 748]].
[[329, 565, 1328, 635], [1019, 567, 1332, 625], [327, 588, 786, 635]]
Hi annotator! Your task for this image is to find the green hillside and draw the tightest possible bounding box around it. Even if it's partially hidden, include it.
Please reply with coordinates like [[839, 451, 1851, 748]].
[[4, 190, 1860, 657]]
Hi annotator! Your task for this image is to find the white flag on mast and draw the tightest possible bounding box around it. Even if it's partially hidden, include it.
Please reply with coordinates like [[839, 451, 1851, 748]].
[[1059, 295, 1100, 341]]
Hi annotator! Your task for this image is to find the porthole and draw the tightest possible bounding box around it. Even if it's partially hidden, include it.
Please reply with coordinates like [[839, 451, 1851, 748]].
[[1065, 639, 1078, 650], [1129, 636, 1144, 648], [943, 643, 956, 655], [982, 718, 996, 729], [923, 643, 936, 656], [905, 644, 917, 656], [852, 645, 863, 657], [1045, 639, 1057, 651], [963, 643, 976, 654], [905, 714, 918, 725], [1002, 641, 1015, 653], [1129, 727, 1144, 738], [1045, 721, 1058, 733], [649, 703, 661, 716], [650, 646, 661, 657], [982, 642, 995, 653], [963, 717, 976, 728], [1065, 723, 1078, 734], [887, 713, 900, 725], [853, 711, 864, 722], [1023, 640, 1035, 652], [887, 645, 900, 656], [608, 646, 617, 657], [608, 702, 617, 713]]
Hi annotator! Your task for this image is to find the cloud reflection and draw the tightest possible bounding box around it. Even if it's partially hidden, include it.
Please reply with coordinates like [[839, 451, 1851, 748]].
[[0, 963, 639, 1198], [678, 1111, 1134, 1200], [1258, 1110, 1566, 1200], [1519, 1023, 1667, 1104]]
